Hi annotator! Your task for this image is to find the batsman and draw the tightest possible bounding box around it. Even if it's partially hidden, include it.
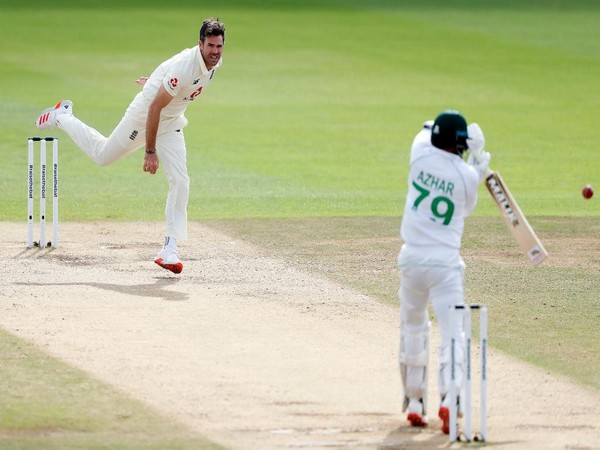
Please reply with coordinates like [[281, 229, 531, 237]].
[[397, 110, 490, 434]]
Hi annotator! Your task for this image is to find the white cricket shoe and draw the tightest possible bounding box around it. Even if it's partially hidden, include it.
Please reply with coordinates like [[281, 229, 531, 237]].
[[35, 100, 73, 129], [406, 398, 428, 427], [154, 246, 183, 274]]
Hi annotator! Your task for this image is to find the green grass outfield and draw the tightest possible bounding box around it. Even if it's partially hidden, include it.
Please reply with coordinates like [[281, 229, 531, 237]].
[[1, 0, 599, 220], [1, 0, 599, 448]]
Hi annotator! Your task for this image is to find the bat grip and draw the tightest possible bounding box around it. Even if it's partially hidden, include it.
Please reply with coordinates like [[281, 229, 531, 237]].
[[470, 148, 492, 177]]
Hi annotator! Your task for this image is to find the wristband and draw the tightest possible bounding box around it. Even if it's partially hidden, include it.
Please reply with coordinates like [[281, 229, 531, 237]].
[[145, 148, 156, 155]]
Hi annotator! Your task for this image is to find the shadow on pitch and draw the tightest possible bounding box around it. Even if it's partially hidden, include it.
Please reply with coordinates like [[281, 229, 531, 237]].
[[16, 277, 188, 302], [381, 423, 520, 449]]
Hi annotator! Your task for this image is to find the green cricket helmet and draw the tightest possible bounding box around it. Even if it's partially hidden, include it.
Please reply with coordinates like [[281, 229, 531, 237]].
[[430, 110, 469, 155]]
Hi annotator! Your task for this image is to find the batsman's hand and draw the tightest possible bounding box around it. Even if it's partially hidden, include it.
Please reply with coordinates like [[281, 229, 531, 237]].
[[143, 151, 159, 175], [467, 123, 485, 153], [467, 149, 491, 183]]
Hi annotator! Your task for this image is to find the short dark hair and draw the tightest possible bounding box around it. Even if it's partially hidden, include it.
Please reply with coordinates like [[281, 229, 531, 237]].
[[200, 18, 225, 42]]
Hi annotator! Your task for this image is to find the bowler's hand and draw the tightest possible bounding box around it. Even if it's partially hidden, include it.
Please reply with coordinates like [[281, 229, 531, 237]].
[[143, 152, 159, 174], [136, 76, 149, 86]]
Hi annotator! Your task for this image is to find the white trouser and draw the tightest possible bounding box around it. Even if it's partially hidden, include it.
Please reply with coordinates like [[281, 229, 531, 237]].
[[398, 245, 466, 402], [57, 112, 190, 240]]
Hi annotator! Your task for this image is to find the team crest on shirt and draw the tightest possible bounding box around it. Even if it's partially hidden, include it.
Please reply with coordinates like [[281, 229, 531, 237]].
[[168, 77, 179, 90], [184, 86, 203, 101]]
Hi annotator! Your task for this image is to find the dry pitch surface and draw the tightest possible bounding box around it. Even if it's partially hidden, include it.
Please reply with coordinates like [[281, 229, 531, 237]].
[[2, 222, 600, 449]]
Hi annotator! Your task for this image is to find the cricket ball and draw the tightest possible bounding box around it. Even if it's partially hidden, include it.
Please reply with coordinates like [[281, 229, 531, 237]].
[[582, 184, 594, 199]]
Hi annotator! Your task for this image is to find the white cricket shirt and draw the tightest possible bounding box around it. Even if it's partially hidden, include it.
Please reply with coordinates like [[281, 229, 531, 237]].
[[400, 127, 479, 262], [129, 46, 221, 120]]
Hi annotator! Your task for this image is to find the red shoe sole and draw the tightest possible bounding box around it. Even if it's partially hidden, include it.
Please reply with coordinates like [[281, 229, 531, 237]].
[[407, 412, 428, 427], [154, 258, 183, 274], [438, 406, 450, 434]]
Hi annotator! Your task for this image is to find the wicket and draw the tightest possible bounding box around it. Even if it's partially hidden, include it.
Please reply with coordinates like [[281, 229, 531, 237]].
[[27, 137, 59, 248], [449, 304, 488, 442]]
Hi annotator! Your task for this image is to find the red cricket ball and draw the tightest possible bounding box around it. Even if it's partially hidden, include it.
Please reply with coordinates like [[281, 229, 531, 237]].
[[582, 184, 594, 199]]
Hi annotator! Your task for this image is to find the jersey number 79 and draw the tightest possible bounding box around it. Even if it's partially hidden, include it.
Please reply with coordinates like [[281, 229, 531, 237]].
[[411, 181, 455, 225]]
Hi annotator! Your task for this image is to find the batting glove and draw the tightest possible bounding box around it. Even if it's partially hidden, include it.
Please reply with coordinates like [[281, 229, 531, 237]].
[[467, 150, 491, 182], [466, 123, 485, 153]]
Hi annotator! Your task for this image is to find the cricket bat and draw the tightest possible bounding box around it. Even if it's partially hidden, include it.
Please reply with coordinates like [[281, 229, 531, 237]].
[[484, 171, 548, 265]]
